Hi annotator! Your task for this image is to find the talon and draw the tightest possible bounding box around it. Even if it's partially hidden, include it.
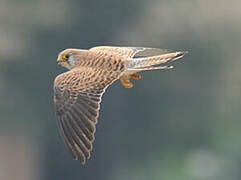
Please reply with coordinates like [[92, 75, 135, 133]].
[[131, 73, 141, 80], [120, 76, 133, 88]]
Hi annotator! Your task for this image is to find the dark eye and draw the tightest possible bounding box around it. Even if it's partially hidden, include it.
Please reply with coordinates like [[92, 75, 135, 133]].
[[65, 54, 70, 59]]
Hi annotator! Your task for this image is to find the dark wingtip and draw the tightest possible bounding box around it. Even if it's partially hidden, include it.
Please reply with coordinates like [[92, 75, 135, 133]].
[[173, 51, 188, 60], [178, 51, 188, 56], [75, 156, 86, 165]]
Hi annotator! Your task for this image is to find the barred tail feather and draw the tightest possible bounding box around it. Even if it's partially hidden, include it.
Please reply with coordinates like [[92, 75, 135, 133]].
[[126, 51, 188, 71]]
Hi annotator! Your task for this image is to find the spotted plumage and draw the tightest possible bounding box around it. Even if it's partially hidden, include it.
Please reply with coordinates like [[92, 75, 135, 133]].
[[54, 46, 187, 164]]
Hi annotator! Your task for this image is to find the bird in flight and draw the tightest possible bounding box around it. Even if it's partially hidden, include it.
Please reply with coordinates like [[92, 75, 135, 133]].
[[54, 46, 187, 164]]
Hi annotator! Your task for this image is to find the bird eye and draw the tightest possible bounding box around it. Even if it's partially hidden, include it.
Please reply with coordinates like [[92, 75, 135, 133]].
[[64, 54, 70, 59]]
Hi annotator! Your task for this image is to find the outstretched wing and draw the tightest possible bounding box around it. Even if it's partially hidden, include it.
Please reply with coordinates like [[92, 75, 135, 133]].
[[54, 67, 119, 164], [90, 46, 175, 58]]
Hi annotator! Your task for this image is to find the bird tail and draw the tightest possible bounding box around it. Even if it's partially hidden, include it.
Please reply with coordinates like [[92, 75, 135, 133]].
[[126, 51, 188, 71]]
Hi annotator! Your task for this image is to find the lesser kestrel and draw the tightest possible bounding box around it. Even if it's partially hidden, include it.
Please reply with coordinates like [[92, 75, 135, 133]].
[[54, 46, 187, 164]]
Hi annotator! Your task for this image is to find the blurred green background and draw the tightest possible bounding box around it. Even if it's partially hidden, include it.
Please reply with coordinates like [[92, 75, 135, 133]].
[[0, 0, 241, 180]]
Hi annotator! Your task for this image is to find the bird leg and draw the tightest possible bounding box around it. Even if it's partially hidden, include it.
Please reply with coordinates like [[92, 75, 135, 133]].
[[120, 75, 133, 88], [119, 73, 141, 88], [130, 73, 141, 80]]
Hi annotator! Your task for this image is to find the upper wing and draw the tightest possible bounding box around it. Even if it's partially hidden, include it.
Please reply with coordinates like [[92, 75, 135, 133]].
[[89, 46, 174, 58], [53, 67, 119, 164]]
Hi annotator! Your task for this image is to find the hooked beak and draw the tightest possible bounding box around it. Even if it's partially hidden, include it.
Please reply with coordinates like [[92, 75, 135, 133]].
[[57, 55, 66, 65]]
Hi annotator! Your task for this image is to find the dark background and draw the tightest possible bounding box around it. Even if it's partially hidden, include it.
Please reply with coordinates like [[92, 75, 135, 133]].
[[0, 0, 241, 180]]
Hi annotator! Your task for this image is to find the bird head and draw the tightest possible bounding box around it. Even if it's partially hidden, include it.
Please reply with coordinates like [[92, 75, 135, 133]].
[[57, 49, 87, 69]]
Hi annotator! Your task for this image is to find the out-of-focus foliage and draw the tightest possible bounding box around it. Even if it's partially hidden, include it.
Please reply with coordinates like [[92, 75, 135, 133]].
[[0, 0, 241, 180]]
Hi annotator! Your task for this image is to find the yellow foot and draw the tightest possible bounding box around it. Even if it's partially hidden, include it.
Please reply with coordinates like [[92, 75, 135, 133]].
[[119, 75, 133, 88], [131, 73, 141, 80]]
